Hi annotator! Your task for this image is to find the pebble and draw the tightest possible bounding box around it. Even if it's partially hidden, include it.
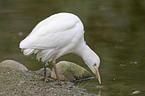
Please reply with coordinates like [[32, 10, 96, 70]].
[[132, 90, 141, 95]]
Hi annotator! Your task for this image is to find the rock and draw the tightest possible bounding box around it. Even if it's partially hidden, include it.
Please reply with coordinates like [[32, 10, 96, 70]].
[[35, 68, 51, 77], [131, 90, 141, 95], [0, 60, 28, 72], [51, 61, 91, 81]]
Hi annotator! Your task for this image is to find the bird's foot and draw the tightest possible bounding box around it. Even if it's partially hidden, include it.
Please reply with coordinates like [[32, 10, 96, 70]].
[[41, 77, 49, 83], [57, 81, 62, 86], [52, 81, 62, 85], [41, 77, 55, 83], [44, 78, 49, 83]]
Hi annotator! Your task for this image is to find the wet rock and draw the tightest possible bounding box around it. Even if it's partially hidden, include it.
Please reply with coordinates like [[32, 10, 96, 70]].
[[0, 60, 28, 72], [35, 68, 51, 77], [51, 61, 91, 81]]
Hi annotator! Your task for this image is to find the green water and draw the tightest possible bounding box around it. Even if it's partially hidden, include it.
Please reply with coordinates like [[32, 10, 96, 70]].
[[0, 0, 145, 95]]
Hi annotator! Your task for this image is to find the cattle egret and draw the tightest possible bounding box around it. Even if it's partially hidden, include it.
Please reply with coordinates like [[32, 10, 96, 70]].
[[19, 13, 101, 84]]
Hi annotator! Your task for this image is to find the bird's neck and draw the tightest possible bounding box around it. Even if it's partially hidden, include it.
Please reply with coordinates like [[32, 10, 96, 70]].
[[74, 42, 100, 67], [75, 43, 93, 58]]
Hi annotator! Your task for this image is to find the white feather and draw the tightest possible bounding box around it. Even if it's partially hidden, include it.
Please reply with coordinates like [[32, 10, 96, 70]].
[[20, 13, 84, 62], [19, 13, 101, 84]]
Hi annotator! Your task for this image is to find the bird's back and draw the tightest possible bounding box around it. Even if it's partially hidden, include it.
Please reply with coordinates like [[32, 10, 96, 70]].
[[20, 13, 85, 62]]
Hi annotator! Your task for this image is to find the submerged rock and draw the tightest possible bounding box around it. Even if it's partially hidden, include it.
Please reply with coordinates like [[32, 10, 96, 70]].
[[35, 68, 51, 77], [51, 61, 91, 81], [131, 90, 141, 95], [0, 60, 28, 72]]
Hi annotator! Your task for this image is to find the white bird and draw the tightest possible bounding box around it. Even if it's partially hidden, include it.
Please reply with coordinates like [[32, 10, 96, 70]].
[[19, 12, 101, 84]]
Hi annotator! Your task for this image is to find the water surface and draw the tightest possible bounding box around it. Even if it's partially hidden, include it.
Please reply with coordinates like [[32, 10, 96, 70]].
[[0, 0, 145, 95]]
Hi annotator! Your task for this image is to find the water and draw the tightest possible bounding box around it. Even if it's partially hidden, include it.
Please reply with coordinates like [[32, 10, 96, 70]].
[[0, 0, 145, 95]]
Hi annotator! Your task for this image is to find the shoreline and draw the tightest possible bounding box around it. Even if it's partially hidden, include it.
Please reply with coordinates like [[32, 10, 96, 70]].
[[0, 66, 95, 96]]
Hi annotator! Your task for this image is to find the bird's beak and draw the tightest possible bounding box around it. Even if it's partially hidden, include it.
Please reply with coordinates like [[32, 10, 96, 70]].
[[94, 66, 101, 84]]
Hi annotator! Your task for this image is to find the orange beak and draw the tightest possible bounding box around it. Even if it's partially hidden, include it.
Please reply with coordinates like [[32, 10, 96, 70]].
[[94, 66, 101, 84]]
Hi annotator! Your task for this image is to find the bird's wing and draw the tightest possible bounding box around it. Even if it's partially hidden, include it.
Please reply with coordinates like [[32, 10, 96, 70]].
[[20, 15, 83, 50]]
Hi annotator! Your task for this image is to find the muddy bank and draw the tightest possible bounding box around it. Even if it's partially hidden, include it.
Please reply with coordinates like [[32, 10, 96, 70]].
[[0, 66, 96, 96]]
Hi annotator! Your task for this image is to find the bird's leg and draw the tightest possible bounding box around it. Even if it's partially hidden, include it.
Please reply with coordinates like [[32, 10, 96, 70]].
[[52, 59, 61, 85], [44, 63, 48, 82]]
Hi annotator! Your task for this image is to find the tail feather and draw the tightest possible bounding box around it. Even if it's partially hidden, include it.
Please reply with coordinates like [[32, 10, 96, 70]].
[[21, 48, 55, 62], [23, 49, 35, 55], [36, 49, 55, 62]]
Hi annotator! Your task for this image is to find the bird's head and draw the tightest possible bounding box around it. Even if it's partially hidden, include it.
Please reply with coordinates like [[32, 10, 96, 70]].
[[83, 51, 101, 84]]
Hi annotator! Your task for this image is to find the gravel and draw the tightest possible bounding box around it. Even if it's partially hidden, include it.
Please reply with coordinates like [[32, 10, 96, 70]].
[[0, 66, 94, 96]]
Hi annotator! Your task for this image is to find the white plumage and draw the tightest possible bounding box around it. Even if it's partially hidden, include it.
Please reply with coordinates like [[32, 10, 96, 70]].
[[20, 12, 101, 84]]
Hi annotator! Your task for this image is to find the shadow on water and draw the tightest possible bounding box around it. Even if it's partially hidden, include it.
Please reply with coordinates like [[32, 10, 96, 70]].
[[0, 0, 145, 95]]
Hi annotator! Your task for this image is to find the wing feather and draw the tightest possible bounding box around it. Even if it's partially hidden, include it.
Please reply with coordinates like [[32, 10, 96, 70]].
[[20, 13, 83, 50]]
